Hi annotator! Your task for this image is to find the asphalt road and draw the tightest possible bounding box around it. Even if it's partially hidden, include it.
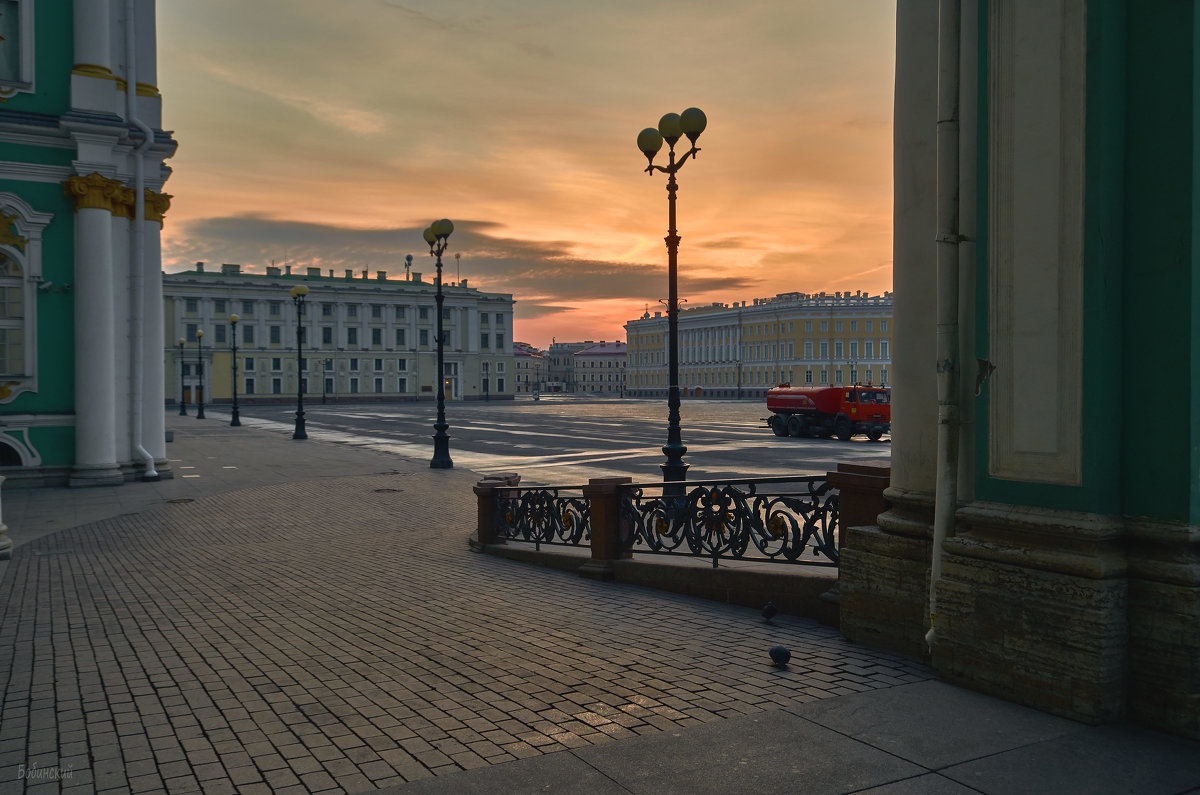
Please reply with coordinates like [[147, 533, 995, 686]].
[[223, 395, 892, 486]]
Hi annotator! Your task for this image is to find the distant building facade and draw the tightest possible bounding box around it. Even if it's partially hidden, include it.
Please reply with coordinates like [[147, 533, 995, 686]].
[[544, 340, 597, 393], [163, 263, 515, 405], [573, 341, 626, 394], [513, 341, 544, 394], [625, 291, 893, 399]]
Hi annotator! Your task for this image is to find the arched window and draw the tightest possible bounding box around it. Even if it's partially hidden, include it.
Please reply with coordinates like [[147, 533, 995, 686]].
[[0, 193, 51, 402], [0, 251, 24, 376]]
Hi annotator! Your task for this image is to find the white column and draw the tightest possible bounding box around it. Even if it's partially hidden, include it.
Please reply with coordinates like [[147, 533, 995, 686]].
[[67, 175, 123, 486], [72, 0, 116, 114], [111, 205, 133, 474], [142, 205, 168, 471]]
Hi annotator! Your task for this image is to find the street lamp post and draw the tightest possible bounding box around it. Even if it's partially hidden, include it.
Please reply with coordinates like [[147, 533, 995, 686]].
[[195, 330, 206, 419], [290, 285, 309, 439], [322, 358, 332, 404], [424, 219, 454, 469], [637, 107, 707, 484], [177, 338, 187, 415], [229, 314, 241, 426]]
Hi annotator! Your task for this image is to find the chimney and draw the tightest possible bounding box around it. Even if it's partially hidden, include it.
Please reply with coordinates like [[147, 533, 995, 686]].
[[285, 264, 292, 275], [307, 267, 321, 277], [412, 272, 422, 283], [345, 269, 353, 279], [460, 279, 468, 288], [220, 263, 239, 275], [376, 270, 387, 281], [266, 266, 281, 276], [362, 269, 369, 280], [329, 269, 334, 277], [195, 261, 205, 272]]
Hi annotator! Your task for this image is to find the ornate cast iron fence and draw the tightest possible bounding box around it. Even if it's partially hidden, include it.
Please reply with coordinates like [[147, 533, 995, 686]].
[[494, 485, 591, 550], [618, 477, 840, 568]]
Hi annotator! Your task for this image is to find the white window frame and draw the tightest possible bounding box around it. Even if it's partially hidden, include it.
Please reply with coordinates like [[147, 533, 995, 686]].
[[0, 1, 36, 98]]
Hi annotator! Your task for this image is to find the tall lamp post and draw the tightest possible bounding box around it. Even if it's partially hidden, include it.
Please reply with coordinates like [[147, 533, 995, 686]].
[[290, 285, 309, 439], [424, 219, 454, 469], [177, 338, 187, 415], [194, 330, 206, 419], [636, 107, 707, 484], [229, 314, 241, 426]]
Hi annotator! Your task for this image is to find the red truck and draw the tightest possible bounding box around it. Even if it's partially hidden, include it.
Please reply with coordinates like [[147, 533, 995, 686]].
[[765, 384, 891, 441]]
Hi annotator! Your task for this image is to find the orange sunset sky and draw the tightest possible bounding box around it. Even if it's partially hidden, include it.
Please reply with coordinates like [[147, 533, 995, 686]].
[[156, 1, 897, 349]]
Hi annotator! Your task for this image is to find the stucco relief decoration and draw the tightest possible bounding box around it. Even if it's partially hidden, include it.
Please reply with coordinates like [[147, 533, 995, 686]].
[[0, 211, 25, 252], [144, 190, 172, 225]]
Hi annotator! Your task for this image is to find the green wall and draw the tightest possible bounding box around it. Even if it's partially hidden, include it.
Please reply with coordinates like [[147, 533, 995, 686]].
[[3, 0, 72, 116]]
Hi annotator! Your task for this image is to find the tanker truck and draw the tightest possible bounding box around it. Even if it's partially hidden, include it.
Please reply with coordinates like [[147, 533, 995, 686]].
[[765, 384, 890, 441]]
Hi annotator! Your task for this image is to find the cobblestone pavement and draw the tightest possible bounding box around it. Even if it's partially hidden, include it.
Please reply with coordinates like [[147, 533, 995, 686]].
[[0, 420, 931, 794]]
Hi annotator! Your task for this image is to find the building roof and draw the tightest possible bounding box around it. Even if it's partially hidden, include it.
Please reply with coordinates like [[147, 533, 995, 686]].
[[574, 342, 626, 357]]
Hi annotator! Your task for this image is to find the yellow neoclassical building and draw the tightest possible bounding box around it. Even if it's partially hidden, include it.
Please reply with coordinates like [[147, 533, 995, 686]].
[[625, 290, 893, 399]]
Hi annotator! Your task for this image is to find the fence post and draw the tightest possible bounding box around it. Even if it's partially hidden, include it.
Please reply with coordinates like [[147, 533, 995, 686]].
[[578, 476, 633, 581], [472, 472, 521, 549], [825, 464, 891, 548]]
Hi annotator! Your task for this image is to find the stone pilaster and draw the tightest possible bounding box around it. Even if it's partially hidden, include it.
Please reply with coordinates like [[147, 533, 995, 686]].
[[141, 192, 171, 477]]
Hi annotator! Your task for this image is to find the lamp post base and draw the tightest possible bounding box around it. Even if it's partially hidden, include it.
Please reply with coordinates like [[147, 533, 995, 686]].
[[196, 405, 205, 420], [431, 427, 453, 469], [179, 403, 187, 416], [231, 408, 241, 427], [293, 410, 307, 440]]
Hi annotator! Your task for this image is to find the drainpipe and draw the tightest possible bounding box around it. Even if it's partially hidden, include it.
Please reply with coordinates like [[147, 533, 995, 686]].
[[926, 0, 961, 648], [127, 0, 157, 480]]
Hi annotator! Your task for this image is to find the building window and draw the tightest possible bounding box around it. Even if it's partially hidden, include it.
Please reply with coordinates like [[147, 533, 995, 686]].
[[805, 320, 813, 332], [820, 320, 829, 332], [480, 333, 490, 349], [819, 341, 828, 359], [348, 305, 358, 319], [494, 313, 504, 325], [881, 320, 888, 332], [182, 364, 191, 376], [419, 307, 428, 320], [214, 299, 226, 314], [865, 369, 873, 384], [419, 329, 429, 347], [850, 320, 858, 332], [244, 378, 255, 395], [242, 325, 254, 344], [866, 319, 873, 332], [271, 378, 282, 394], [322, 302, 333, 317], [371, 305, 382, 319], [880, 340, 889, 359], [881, 368, 888, 384], [373, 358, 383, 371], [371, 328, 382, 346], [865, 340, 874, 358], [298, 327, 307, 345], [805, 369, 813, 384], [347, 328, 358, 346], [241, 301, 254, 315], [397, 358, 407, 371], [820, 369, 828, 384], [835, 369, 843, 384], [396, 328, 406, 347], [374, 377, 383, 393], [269, 300, 281, 316], [324, 377, 333, 395], [214, 325, 226, 344], [244, 357, 255, 370], [480, 312, 489, 326], [496, 362, 505, 373], [834, 341, 843, 359], [271, 358, 282, 371], [835, 320, 843, 332], [849, 341, 858, 359], [322, 326, 333, 345], [395, 306, 406, 320], [349, 358, 359, 371], [186, 323, 198, 341], [496, 333, 504, 350], [349, 377, 359, 394], [324, 359, 334, 371], [497, 378, 505, 392], [269, 326, 281, 344], [185, 298, 198, 313], [804, 341, 813, 359], [398, 377, 407, 392]]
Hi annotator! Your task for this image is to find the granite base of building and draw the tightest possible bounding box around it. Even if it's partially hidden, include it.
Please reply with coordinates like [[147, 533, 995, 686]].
[[838, 487, 933, 661]]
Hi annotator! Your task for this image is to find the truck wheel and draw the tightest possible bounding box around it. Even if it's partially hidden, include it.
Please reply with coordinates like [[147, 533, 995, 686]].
[[771, 415, 788, 436], [786, 415, 804, 437], [835, 417, 853, 441], [867, 426, 883, 442]]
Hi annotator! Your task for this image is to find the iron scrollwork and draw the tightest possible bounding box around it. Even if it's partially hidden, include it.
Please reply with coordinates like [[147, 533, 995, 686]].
[[494, 486, 590, 550], [618, 477, 839, 568]]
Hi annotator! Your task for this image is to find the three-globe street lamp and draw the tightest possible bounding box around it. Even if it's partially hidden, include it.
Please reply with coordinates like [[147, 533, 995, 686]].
[[177, 338, 187, 415], [194, 329, 206, 419], [637, 107, 707, 484], [290, 285, 309, 440], [229, 314, 242, 426], [424, 219, 454, 469]]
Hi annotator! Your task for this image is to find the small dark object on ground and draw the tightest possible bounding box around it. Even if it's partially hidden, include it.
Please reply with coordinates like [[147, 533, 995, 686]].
[[769, 646, 790, 667], [762, 601, 778, 623]]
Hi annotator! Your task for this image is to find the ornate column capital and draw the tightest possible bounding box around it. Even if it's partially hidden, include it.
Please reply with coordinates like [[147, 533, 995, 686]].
[[112, 187, 136, 220], [63, 173, 123, 213], [144, 190, 172, 226]]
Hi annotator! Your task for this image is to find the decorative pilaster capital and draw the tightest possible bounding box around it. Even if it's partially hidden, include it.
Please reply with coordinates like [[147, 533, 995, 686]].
[[63, 172, 123, 213], [112, 187, 136, 220], [144, 190, 172, 226]]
